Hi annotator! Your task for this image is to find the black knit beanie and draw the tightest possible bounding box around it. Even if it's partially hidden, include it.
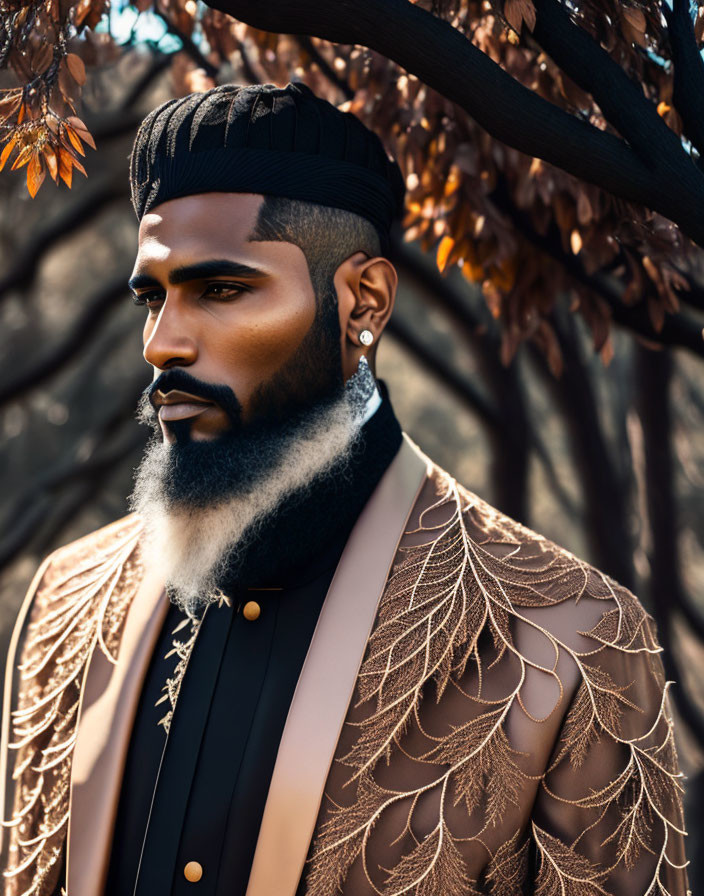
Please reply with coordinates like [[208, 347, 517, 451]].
[[129, 82, 405, 252]]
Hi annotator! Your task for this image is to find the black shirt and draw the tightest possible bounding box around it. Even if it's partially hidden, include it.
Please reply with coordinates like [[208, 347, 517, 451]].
[[104, 393, 402, 895]]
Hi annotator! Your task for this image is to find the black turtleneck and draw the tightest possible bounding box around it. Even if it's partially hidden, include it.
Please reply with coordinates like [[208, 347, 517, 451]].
[[104, 389, 402, 896]]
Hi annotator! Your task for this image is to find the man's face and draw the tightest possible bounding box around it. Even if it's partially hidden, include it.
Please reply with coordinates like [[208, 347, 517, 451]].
[[130, 192, 340, 444]]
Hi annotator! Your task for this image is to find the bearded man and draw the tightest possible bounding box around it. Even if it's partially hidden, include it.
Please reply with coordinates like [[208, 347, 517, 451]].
[[0, 82, 690, 896]]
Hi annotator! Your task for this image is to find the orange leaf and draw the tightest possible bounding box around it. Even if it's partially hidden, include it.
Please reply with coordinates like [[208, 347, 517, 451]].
[[27, 154, 46, 197], [66, 53, 87, 86], [64, 125, 85, 156], [11, 145, 33, 170], [0, 137, 17, 171], [58, 149, 73, 188], [66, 116, 96, 149], [436, 235, 455, 273], [463, 259, 484, 283], [43, 147, 59, 182], [657, 101, 671, 117]]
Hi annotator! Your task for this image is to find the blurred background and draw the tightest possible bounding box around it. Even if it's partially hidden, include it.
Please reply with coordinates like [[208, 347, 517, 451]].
[[1, 5, 703, 887]]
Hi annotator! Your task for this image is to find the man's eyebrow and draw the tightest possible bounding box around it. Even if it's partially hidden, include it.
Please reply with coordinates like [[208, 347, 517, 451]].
[[128, 260, 266, 292]]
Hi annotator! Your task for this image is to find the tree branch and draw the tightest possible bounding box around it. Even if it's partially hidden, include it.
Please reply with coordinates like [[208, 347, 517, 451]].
[[530, 0, 699, 183], [153, 9, 220, 78], [295, 36, 355, 100], [663, 0, 704, 160], [386, 312, 504, 431], [532, 310, 636, 590], [636, 344, 704, 745], [0, 178, 125, 300], [390, 238, 579, 517], [206, 0, 704, 245], [0, 422, 144, 571], [489, 178, 704, 357], [0, 274, 131, 408]]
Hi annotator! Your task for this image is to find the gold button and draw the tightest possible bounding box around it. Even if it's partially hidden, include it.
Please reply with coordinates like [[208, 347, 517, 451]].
[[243, 600, 261, 621], [184, 861, 203, 882]]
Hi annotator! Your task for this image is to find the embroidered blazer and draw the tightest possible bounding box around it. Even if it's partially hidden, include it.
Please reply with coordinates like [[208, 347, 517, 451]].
[[1, 436, 690, 896]]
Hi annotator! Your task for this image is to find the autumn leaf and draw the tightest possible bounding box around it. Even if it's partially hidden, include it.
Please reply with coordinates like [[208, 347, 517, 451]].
[[504, 0, 536, 33], [64, 125, 85, 156], [0, 137, 17, 171], [66, 53, 87, 86], [43, 147, 59, 182], [66, 116, 96, 150], [58, 148, 74, 188], [11, 144, 34, 170], [26, 154, 46, 198], [0, 93, 22, 122], [621, 7, 646, 32], [437, 234, 455, 273]]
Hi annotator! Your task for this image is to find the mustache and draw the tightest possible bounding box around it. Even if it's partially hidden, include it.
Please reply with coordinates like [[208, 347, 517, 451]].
[[139, 368, 243, 427]]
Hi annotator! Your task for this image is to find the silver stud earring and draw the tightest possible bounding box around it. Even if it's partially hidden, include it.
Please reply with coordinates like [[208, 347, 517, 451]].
[[359, 329, 374, 346]]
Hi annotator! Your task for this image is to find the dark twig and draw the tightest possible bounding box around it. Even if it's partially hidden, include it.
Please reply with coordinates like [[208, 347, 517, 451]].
[[153, 9, 220, 78], [295, 36, 355, 101]]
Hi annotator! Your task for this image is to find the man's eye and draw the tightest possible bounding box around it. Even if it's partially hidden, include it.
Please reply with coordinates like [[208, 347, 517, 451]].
[[132, 291, 163, 307], [203, 282, 249, 300]]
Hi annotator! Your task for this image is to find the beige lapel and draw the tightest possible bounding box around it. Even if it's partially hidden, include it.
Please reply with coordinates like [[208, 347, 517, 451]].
[[246, 435, 430, 896], [66, 563, 169, 896]]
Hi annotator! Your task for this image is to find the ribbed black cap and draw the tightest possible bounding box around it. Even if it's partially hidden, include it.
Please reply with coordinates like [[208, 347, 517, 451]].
[[129, 82, 405, 251]]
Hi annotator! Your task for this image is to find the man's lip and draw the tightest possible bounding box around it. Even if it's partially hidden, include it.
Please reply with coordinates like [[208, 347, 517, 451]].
[[153, 389, 217, 423], [158, 402, 214, 422], [152, 389, 215, 408]]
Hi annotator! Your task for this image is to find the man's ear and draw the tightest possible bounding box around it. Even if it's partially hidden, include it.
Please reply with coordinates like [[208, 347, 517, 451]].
[[334, 251, 398, 380]]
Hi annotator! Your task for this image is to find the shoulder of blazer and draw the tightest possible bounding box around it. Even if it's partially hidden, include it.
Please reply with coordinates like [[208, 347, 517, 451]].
[[306, 463, 684, 896], [1, 513, 144, 896]]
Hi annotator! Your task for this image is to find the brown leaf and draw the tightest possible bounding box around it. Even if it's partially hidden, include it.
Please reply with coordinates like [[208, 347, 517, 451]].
[[66, 53, 87, 86], [58, 149, 73, 188], [622, 7, 646, 32], [66, 116, 96, 149], [0, 93, 22, 122], [504, 0, 536, 33], [71, 155, 87, 178]]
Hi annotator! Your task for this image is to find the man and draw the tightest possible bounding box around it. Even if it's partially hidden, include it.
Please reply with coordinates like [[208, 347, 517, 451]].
[[0, 82, 689, 896]]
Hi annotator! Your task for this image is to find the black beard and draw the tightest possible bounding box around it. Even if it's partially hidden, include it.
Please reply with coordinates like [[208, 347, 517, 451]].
[[133, 291, 343, 510]]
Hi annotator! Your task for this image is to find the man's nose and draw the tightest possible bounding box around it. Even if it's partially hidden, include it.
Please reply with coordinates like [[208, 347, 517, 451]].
[[143, 298, 198, 370]]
